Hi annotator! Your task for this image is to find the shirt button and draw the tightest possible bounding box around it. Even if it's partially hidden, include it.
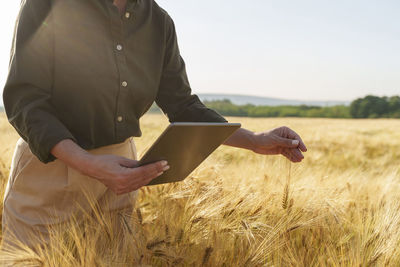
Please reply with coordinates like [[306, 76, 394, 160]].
[[125, 12, 130, 19], [121, 81, 128, 87], [116, 44, 123, 51], [117, 116, 123, 122]]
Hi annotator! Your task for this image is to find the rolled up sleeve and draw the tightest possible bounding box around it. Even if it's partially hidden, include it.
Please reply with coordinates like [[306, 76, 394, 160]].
[[3, 0, 76, 163], [155, 15, 227, 123]]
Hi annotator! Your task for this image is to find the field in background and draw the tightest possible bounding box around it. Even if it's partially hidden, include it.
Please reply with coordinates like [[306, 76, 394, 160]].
[[0, 113, 400, 266]]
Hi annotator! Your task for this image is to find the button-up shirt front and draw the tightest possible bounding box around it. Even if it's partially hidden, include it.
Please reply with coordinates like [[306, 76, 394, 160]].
[[3, 0, 227, 163]]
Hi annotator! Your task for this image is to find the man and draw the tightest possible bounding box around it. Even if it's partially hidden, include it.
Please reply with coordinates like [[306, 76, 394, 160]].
[[2, 0, 307, 250]]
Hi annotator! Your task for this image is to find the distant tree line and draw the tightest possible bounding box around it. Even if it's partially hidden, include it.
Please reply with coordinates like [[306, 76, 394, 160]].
[[350, 95, 400, 118], [200, 95, 400, 119], [202, 100, 351, 118], [145, 95, 400, 118]]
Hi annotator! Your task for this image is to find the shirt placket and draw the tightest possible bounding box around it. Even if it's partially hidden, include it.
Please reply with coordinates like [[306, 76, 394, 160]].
[[108, 3, 134, 142]]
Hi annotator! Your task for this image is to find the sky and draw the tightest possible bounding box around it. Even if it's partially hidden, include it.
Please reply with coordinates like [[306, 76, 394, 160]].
[[0, 0, 399, 105]]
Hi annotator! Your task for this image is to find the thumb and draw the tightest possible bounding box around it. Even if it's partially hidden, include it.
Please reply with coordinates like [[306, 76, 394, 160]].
[[275, 136, 299, 148], [119, 158, 139, 168]]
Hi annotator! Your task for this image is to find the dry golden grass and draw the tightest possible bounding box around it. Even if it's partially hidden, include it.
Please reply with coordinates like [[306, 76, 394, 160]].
[[0, 113, 400, 266]]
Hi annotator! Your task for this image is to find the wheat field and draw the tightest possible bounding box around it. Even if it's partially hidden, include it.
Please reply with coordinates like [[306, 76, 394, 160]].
[[0, 113, 399, 266]]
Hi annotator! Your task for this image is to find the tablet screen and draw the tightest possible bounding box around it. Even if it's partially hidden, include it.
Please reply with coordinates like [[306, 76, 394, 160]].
[[139, 122, 241, 186]]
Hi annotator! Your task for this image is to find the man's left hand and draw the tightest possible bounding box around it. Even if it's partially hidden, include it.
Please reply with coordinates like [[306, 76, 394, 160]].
[[252, 126, 307, 163]]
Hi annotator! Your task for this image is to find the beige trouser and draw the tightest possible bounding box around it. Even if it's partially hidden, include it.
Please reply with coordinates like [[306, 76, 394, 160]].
[[1, 137, 138, 250]]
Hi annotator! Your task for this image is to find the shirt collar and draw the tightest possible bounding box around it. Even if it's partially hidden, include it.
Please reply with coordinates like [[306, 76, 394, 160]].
[[106, 0, 138, 12]]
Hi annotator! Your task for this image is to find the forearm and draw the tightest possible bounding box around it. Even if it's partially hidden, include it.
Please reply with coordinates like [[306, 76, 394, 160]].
[[223, 128, 257, 151], [50, 139, 93, 173]]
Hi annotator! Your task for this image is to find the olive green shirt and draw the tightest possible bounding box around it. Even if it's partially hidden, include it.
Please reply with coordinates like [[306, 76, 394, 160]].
[[3, 0, 227, 163]]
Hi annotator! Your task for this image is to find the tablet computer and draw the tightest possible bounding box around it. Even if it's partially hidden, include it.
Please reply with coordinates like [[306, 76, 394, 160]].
[[138, 122, 241, 186]]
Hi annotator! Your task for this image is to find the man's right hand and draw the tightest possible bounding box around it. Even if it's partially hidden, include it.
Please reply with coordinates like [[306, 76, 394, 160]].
[[50, 139, 169, 195], [83, 154, 168, 195]]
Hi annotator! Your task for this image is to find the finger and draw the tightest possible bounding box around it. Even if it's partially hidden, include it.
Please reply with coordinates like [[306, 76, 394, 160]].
[[274, 135, 301, 148], [290, 148, 304, 162], [127, 171, 164, 193], [291, 148, 304, 160], [286, 129, 307, 152], [119, 158, 139, 168], [123, 161, 168, 192], [282, 150, 296, 162], [283, 149, 303, 163], [133, 160, 169, 181], [142, 171, 164, 185]]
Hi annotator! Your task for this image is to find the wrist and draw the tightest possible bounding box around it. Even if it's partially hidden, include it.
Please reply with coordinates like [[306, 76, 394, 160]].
[[224, 127, 259, 151], [74, 152, 96, 175], [249, 132, 261, 152], [51, 139, 96, 175]]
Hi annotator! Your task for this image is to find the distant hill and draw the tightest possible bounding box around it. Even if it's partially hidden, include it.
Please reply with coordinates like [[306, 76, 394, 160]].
[[198, 93, 350, 107]]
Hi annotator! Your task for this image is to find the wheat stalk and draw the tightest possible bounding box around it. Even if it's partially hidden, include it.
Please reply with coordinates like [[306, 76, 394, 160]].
[[202, 246, 213, 265], [282, 160, 292, 210], [136, 208, 143, 225]]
